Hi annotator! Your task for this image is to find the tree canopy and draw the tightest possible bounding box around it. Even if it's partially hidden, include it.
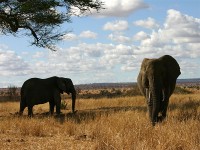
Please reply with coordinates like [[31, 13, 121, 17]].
[[0, 0, 103, 50]]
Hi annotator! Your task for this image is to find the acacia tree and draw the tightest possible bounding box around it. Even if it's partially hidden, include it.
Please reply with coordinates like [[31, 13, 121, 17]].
[[0, 0, 103, 50]]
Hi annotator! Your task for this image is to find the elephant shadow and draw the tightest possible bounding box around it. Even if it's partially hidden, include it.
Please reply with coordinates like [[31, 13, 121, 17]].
[[61, 99, 200, 124], [8, 99, 200, 124], [4, 105, 145, 123], [55, 105, 147, 124]]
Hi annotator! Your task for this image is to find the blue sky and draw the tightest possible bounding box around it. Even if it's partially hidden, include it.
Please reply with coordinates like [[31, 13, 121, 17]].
[[0, 0, 200, 87]]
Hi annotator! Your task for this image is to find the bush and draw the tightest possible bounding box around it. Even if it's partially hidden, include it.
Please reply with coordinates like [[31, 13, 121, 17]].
[[174, 86, 192, 94], [125, 86, 142, 96], [61, 100, 68, 110], [7, 85, 19, 101]]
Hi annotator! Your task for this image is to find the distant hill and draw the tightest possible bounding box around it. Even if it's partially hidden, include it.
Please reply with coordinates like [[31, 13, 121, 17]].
[[75, 82, 136, 90], [177, 78, 200, 83], [0, 78, 200, 91], [76, 78, 200, 90]]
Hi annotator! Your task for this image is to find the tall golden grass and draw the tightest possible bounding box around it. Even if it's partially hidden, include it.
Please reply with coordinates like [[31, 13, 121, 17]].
[[0, 94, 199, 150]]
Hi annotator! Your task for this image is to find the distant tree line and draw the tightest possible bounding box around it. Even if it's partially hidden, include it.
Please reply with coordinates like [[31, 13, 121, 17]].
[[0, 84, 195, 102], [0, 85, 20, 101]]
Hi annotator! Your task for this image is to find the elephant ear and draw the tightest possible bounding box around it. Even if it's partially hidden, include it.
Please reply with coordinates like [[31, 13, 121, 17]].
[[64, 78, 74, 94], [137, 58, 151, 95], [140, 58, 152, 87], [160, 55, 181, 80], [57, 78, 66, 94]]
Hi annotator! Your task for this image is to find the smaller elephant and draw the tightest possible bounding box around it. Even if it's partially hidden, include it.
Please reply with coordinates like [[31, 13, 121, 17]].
[[137, 55, 181, 125], [19, 76, 76, 117]]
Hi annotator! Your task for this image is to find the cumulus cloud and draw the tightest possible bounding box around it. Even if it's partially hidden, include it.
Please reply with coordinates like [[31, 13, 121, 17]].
[[108, 33, 131, 43], [137, 10, 200, 53], [125, 9, 200, 76], [133, 17, 159, 29], [103, 20, 129, 31], [22, 42, 136, 79], [1, 9, 200, 86], [79, 30, 98, 39], [92, 0, 149, 17], [0, 48, 30, 76], [62, 33, 78, 41], [32, 52, 45, 58], [133, 31, 150, 41], [164, 9, 200, 44]]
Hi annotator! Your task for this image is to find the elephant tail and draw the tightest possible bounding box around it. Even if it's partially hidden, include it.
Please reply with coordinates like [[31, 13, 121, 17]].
[[19, 86, 27, 115]]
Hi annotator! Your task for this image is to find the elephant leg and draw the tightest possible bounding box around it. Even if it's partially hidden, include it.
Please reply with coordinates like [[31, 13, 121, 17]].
[[146, 90, 154, 124], [147, 99, 153, 123], [152, 103, 160, 126], [160, 98, 169, 120], [56, 104, 61, 115], [159, 87, 170, 121], [49, 102, 55, 115], [28, 106, 33, 117], [54, 93, 62, 115], [55, 99, 61, 115]]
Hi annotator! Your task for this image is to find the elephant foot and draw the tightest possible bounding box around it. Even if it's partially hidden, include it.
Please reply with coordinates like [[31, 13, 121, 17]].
[[157, 116, 163, 122], [158, 115, 167, 122], [55, 111, 63, 117], [152, 121, 156, 126], [151, 116, 165, 126], [72, 110, 77, 114]]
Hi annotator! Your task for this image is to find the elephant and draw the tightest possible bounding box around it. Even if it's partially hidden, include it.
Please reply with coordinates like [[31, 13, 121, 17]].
[[137, 55, 181, 126], [19, 76, 76, 117]]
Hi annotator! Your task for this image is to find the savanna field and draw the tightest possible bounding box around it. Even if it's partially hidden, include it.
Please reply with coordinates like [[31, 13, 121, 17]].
[[0, 86, 199, 150]]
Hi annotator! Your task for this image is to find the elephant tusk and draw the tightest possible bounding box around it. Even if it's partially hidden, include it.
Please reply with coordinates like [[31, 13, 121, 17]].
[[162, 89, 165, 101], [146, 88, 150, 103], [148, 90, 151, 103], [146, 88, 148, 99]]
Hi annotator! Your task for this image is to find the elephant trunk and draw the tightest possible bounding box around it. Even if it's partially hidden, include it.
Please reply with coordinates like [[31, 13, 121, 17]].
[[149, 80, 162, 126], [71, 88, 76, 113], [151, 88, 161, 125]]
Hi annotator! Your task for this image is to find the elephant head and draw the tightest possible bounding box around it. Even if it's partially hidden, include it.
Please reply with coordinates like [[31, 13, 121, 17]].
[[57, 78, 76, 113], [137, 55, 181, 125]]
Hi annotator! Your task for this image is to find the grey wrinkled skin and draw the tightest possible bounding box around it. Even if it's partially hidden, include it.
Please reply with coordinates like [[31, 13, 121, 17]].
[[137, 55, 181, 126], [19, 76, 76, 117]]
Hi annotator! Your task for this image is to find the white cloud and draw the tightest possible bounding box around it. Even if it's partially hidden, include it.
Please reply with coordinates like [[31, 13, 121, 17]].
[[103, 20, 129, 31], [123, 9, 200, 76], [92, 0, 149, 17], [133, 31, 149, 41], [62, 33, 78, 41], [164, 9, 200, 44], [141, 9, 200, 47], [79, 30, 98, 39], [0, 48, 30, 76], [22, 43, 136, 79], [32, 52, 45, 58], [133, 17, 159, 29], [115, 44, 133, 55], [108, 33, 131, 43], [1, 8, 200, 86]]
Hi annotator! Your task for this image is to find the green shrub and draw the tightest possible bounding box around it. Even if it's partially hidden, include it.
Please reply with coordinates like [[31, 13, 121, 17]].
[[61, 100, 67, 110]]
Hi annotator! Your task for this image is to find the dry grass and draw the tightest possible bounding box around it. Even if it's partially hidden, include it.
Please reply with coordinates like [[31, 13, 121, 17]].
[[0, 94, 200, 150]]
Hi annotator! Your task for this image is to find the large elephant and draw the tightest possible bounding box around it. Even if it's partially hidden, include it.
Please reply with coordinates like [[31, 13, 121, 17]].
[[19, 76, 76, 117], [137, 55, 181, 126]]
